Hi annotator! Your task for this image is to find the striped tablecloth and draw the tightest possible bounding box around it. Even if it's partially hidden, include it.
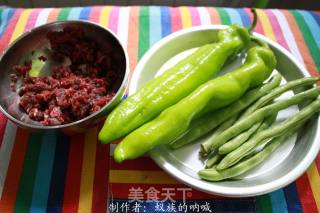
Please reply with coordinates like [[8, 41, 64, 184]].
[[0, 6, 319, 213]]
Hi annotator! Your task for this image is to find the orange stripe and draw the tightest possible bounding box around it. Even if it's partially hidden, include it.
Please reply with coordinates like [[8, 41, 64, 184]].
[[0, 128, 29, 213], [206, 7, 221, 24], [47, 8, 61, 22], [282, 11, 319, 77], [306, 163, 320, 211], [78, 128, 98, 213], [127, 6, 140, 77]]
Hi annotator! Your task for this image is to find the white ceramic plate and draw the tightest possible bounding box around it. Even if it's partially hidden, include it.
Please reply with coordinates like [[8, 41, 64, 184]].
[[129, 25, 320, 197]]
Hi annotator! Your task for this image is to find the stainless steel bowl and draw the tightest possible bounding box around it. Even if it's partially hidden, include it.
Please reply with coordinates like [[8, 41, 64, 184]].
[[0, 20, 129, 133]]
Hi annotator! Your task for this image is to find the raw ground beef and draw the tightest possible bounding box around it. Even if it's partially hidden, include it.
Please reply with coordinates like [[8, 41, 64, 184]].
[[12, 27, 117, 126]]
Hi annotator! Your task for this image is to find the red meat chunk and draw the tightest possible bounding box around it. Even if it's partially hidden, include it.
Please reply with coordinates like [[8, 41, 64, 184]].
[[11, 27, 117, 126]]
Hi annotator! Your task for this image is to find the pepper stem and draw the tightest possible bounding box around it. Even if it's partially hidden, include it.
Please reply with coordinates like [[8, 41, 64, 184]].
[[251, 37, 269, 48], [248, 9, 258, 32]]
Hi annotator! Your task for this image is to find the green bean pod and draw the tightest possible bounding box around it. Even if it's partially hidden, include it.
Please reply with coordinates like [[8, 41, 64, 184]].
[[201, 87, 320, 154], [241, 76, 319, 118], [170, 74, 282, 149], [218, 113, 277, 155], [217, 97, 320, 170], [113, 44, 277, 163], [218, 121, 262, 155], [198, 129, 296, 181], [206, 153, 223, 168], [200, 114, 239, 157]]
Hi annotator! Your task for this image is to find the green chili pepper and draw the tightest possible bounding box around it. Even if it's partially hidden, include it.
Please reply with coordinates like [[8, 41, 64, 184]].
[[170, 65, 282, 151], [98, 11, 258, 144], [113, 43, 277, 163]]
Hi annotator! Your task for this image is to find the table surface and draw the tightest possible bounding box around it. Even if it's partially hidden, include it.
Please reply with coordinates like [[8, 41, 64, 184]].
[[0, 6, 319, 213]]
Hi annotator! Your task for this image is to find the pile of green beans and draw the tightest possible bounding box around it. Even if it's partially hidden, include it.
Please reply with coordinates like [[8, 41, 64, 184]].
[[196, 76, 320, 181]]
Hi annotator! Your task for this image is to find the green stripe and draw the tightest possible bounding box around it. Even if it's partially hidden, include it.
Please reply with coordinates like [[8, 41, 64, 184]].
[[57, 7, 72, 21], [291, 10, 320, 71], [138, 6, 150, 61], [0, 9, 3, 19], [217, 8, 231, 25], [13, 133, 43, 213], [256, 195, 273, 213]]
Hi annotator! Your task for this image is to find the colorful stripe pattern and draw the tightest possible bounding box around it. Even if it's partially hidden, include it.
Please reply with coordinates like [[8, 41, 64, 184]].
[[0, 6, 319, 212]]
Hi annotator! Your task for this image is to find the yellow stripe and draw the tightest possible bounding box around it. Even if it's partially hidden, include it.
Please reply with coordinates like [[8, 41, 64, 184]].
[[9, 9, 32, 44], [78, 128, 98, 213], [180, 7, 192, 29], [306, 162, 320, 211], [109, 170, 180, 184], [99, 6, 112, 27], [256, 9, 276, 41]]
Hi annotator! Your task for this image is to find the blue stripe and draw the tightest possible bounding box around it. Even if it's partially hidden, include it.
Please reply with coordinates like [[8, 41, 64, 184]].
[[298, 10, 320, 48], [46, 132, 70, 213], [79, 7, 91, 20], [149, 6, 162, 46], [0, 9, 15, 36], [270, 189, 288, 213], [237, 8, 251, 28], [311, 12, 320, 26], [161, 6, 171, 38], [283, 183, 303, 213], [29, 131, 57, 213], [67, 7, 82, 19], [224, 8, 243, 26]]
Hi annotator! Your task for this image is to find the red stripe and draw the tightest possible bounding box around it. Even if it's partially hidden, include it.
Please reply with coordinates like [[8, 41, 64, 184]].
[[0, 113, 8, 148], [109, 183, 224, 200], [110, 156, 161, 171], [189, 7, 201, 26], [169, 7, 182, 32], [0, 128, 29, 213], [62, 134, 85, 213], [24, 9, 41, 32], [127, 6, 140, 79], [92, 142, 110, 213], [295, 173, 318, 212], [89, 6, 102, 23], [244, 8, 263, 34], [0, 9, 22, 53], [266, 10, 290, 51]]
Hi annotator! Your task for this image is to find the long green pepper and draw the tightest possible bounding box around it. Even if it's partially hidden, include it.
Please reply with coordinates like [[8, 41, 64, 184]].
[[113, 44, 277, 162], [98, 12, 258, 144], [170, 74, 282, 149]]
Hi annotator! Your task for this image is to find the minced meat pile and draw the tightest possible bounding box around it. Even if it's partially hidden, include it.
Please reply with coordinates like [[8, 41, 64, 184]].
[[11, 27, 116, 126]]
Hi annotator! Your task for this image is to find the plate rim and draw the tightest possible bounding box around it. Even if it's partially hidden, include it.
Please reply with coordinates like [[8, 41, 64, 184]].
[[129, 25, 320, 197]]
